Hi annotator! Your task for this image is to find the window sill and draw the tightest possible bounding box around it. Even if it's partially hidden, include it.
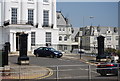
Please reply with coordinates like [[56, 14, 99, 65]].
[[11, 0, 18, 3], [43, 2, 50, 5], [27, 1, 34, 4]]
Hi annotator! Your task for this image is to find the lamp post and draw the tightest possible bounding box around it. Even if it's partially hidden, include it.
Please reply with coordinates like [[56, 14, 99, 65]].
[[83, 16, 94, 27], [89, 16, 94, 26]]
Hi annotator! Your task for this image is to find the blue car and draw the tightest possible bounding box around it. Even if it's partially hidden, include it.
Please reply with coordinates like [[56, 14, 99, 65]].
[[34, 47, 63, 58]]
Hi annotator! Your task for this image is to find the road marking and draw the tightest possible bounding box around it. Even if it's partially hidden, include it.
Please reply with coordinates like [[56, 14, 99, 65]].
[[38, 67, 53, 79]]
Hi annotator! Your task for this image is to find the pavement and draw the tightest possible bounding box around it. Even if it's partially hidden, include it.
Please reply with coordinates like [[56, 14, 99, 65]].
[[1, 53, 97, 80], [2, 64, 53, 80], [63, 53, 98, 65]]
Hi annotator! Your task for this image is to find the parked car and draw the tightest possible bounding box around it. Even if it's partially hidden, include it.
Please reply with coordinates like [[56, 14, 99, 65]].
[[78, 51, 85, 54], [96, 62, 120, 76], [34, 47, 63, 58]]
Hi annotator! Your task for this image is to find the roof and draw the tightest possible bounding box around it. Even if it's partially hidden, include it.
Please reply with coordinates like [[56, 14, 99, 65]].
[[71, 27, 79, 39], [56, 11, 72, 27]]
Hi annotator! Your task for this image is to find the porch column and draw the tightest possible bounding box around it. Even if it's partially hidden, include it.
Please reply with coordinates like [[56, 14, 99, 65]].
[[13, 33, 16, 52], [10, 32, 16, 52], [27, 33, 31, 52], [10, 32, 13, 52]]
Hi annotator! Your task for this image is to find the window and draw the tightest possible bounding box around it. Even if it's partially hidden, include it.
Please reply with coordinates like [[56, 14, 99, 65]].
[[43, 0, 48, 2], [46, 32, 51, 43], [94, 36, 97, 40], [59, 28, 61, 31], [64, 36, 67, 41], [116, 45, 119, 49], [59, 36, 62, 41], [11, 8, 17, 24], [28, 9, 34, 24], [28, 0, 33, 1], [64, 45, 67, 50], [107, 36, 111, 40], [116, 36, 119, 40], [63, 28, 65, 31], [108, 31, 110, 33], [31, 32, 35, 46], [107, 45, 111, 48], [43, 10, 49, 27], [57, 15, 60, 19]]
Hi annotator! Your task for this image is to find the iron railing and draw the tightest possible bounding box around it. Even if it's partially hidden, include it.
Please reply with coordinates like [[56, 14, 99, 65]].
[[0, 64, 120, 81]]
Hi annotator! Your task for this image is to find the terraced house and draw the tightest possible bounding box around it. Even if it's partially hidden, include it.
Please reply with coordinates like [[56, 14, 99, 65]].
[[0, 0, 58, 53]]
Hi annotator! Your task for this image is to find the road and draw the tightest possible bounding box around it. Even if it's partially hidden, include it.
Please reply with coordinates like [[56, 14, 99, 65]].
[[9, 55, 119, 80]]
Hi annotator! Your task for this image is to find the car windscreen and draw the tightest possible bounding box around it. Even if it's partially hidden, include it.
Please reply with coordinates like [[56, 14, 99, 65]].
[[37, 47, 43, 50], [48, 48, 56, 52]]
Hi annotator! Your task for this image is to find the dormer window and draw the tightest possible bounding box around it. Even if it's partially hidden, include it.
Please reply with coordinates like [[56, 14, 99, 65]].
[[108, 31, 110, 33]]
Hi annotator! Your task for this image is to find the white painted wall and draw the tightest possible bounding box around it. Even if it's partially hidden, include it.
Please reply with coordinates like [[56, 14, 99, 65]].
[[0, 0, 58, 52]]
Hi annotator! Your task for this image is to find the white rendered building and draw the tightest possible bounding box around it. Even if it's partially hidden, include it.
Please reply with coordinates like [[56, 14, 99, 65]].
[[0, 0, 58, 53], [57, 11, 73, 53], [80, 26, 119, 54]]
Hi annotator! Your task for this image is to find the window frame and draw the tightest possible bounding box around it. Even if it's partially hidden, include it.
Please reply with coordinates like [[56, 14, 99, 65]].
[[64, 36, 67, 41], [11, 8, 17, 24], [59, 36, 62, 41], [46, 32, 51, 43], [28, 9, 34, 24], [31, 32, 36, 46], [43, 10, 49, 27]]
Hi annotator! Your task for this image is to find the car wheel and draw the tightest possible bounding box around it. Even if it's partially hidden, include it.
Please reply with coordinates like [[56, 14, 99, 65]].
[[36, 53, 39, 57], [50, 54, 54, 58], [100, 73, 106, 76]]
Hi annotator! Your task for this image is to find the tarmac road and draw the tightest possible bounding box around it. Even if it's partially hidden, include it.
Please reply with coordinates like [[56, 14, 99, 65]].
[[8, 54, 119, 80]]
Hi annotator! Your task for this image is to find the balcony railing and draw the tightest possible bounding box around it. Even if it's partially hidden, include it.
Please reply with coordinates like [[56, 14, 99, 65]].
[[10, 20, 34, 25]]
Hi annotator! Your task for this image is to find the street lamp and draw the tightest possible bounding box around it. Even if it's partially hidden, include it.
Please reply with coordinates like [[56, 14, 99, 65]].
[[83, 16, 94, 27], [89, 16, 94, 26]]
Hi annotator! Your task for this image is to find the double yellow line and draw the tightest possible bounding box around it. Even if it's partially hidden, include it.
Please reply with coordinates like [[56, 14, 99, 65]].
[[8, 67, 53, 79]]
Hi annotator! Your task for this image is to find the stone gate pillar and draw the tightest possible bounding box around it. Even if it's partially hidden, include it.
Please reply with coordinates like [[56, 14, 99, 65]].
[[18, 33, 29, 65], [96, 35, 105, 61]]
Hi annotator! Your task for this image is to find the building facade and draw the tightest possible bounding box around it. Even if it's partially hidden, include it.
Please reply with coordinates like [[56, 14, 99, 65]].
[[118, 1, 120, 50], [0, 0, 58, 53], [80, 26, 119, 54], [57, 11, 73, 53]]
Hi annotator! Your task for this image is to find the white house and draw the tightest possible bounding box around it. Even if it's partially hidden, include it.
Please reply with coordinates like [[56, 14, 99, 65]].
[[57, 11, 73, 53], [0, 0, 58, 53]]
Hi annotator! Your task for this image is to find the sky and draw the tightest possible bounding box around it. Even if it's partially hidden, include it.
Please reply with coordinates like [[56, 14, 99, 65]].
[[56, 2, 118, 27]]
